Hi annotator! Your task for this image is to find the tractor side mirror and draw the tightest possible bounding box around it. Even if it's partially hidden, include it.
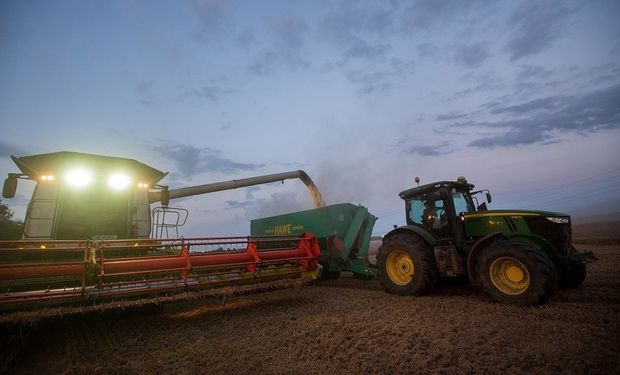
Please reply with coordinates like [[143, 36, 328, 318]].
[[2, 175, 17, 198], [486, 192, 492, 204]]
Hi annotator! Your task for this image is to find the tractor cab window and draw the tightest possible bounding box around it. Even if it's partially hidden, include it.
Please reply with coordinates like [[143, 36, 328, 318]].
[[407, 193, 448, 231], [452, 188, 474, 215]]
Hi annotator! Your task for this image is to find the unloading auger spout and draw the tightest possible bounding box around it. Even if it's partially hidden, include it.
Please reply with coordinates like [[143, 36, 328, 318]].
[[149, 170, 326, 208]]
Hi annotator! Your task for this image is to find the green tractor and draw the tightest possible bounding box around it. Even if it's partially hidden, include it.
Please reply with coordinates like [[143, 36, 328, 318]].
[[377, 177, 596, 305]]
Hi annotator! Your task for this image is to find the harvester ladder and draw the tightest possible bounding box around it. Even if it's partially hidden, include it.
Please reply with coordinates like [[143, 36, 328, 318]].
[[152, 206, 188, 239]]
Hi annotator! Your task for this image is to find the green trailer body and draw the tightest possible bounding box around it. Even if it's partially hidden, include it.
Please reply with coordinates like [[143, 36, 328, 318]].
[[250, 203, 377, 278]]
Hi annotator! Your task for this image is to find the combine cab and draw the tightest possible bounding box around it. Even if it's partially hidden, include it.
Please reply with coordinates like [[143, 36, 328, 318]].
[[0, 151, 323, 311]]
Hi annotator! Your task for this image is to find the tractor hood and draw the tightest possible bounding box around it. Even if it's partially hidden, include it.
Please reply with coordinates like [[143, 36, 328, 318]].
[[462, 209, 569, 219]]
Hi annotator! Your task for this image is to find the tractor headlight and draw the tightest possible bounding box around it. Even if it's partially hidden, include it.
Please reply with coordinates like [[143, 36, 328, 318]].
[[65, 169, 93, 188], [546, 216, 569, 224], [108, 174, 131, 190]]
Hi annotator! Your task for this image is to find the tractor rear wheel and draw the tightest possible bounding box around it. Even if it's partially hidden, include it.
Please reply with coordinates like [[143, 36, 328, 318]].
[[477, 241, 557, 305], [559, 262, 586, 289], [377, 234, 438, 295]]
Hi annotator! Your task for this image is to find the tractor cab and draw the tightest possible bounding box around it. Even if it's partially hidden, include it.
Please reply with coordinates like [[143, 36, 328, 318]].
[[398, 177, 490, 246]]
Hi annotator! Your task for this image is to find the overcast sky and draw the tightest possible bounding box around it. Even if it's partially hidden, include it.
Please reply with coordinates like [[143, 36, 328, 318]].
[[1, 0, 619, 236]]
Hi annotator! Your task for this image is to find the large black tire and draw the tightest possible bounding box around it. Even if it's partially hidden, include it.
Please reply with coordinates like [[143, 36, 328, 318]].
[[477, 241, 558, 305], [559, 262, 586, 289], [320, 268, 341, 280], [377, 234, 438, 296]]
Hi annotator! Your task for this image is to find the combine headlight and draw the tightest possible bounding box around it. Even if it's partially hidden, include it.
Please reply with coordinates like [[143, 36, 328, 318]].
[[546, 216, 569, 224], [108, 174, 131, 190], [65, 169, 93, 188]]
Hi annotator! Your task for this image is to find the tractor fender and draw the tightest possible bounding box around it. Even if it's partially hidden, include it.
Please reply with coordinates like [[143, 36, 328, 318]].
[[467, 232, 506, 283], [383, 225, 435, 246], [501, 234, 558, 263]]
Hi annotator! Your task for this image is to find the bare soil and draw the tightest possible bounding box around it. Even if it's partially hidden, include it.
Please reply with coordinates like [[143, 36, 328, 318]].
[[1, 224, 619, 374]]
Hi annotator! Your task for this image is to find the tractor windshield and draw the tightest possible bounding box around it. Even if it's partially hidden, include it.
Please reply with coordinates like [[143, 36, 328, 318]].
[[452, 188, 475, 214]]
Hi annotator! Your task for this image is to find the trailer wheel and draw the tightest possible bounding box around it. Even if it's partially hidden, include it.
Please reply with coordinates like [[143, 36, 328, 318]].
[[377, 234, 438, 295], [559, 262, 586, 289], [477, 241, 557, 305]]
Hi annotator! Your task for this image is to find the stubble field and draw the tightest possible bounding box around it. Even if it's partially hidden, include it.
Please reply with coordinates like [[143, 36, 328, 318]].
[[1, 222, 619, 374]]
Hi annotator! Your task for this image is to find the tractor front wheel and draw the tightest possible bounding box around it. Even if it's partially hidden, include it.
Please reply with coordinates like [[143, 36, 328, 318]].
[[477, 241, 557, 305], [377, 234, 438, 295]]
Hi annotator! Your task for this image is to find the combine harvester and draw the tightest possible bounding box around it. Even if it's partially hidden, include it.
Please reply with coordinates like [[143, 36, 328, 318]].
[[0, 151, 327, 313]]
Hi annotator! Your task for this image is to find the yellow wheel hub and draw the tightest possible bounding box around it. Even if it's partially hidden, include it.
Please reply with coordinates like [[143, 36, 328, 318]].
[[489, 257, 530, 295], [386, 250, 414, 286]]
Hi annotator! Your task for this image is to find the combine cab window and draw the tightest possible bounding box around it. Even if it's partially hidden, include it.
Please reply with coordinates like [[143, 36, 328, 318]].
[[55, 188, 130, 240]]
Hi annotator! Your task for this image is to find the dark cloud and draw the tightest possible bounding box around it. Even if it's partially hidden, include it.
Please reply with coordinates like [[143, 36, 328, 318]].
[[516, 65, 554, 82], [265, 15, 311, 70], [457, 84, 620, 148], [225, 191, 307, 220], [267, 15, 308, 51], [454, 42, 490, 68], [401, 0, 482, 32], [489, 96, 565, 115], [248, 51, 278, 76], [344, 43, 391, 61], [346, 58, 415, 94], [235, 28, 255, 48], [190, 84, 234, 102], [320, 2, 397, 63], [503, 0, 573, 61], [404, 143, 452, 157], [416, 43, 440, 58], [134, 80, 156, 106], [451, 72, 506, 97], [192, 0, 230, 43], [0, 141, 25, 157], [436, 112, 467, 121], [152, 142, 264, 178]]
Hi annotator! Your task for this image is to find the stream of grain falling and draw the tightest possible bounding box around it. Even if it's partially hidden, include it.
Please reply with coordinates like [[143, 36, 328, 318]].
[[299, 172, 326, 208], [307, 181, 326, 208]]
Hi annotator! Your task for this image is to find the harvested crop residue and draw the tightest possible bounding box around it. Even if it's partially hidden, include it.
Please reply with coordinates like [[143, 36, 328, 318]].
[[1, 225, 619, 374]]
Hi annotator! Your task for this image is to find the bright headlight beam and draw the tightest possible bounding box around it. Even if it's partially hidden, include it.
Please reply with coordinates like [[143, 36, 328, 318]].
[[108, 174, 131, 190], [546, 216, 569, 224], [65, 169, 93, 188]]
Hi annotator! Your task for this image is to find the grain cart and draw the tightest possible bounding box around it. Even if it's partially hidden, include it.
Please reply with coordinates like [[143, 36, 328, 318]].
[[378, 177, 596, 305], [251, 203, 377, 279], [0, 151, 323, 311]]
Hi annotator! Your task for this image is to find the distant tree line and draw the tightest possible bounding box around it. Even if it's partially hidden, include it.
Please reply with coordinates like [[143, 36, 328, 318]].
[[0, 199, 23, 240]]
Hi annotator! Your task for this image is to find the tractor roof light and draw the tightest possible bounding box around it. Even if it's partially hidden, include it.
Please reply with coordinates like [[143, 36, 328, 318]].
[[137, 182, 149, 189], [40, 175, 55, 181], [65, 169, 93, 188], [108, 173, 131, 190]]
